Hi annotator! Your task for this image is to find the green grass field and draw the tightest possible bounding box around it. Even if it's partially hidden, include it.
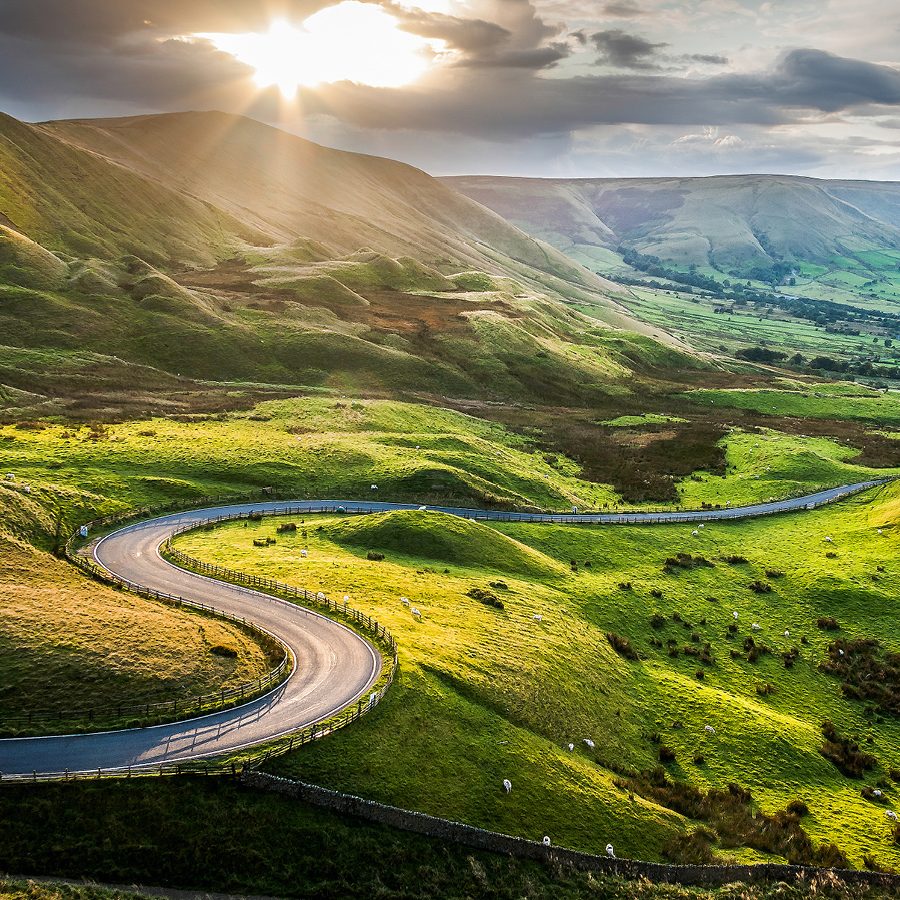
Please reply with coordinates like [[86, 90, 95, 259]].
[[689, 387, 900, 427], [1, 396, 895, 723], [171, 480, 900, 868]]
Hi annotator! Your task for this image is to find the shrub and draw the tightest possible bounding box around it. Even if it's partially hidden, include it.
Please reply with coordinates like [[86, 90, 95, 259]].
[[664, 553, 714, 573], [826, 551, 838, 559], [276, 523, 297, 533], [650, 589, 663, 599], [466, 587, 504, 610], [786, 799, 809, 817], [765, 569, 785, 578], [723, 555, 748, 564], [821, 638, 900, 716], [650, 613, 667, 629], [817, 616, 840, 631], [606, 632, 639, 660], [756, 682, 776, 696], [489, 581, 509, 590], [748, 580, 772, 594], [618, 581, 633, 591], [658, 745, 676, 763], [366, 551, 385, 561], [820, 720, 877, 777]]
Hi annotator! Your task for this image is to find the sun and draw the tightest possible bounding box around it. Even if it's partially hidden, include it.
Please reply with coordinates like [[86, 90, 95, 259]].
[[198, 2, 443, 95]]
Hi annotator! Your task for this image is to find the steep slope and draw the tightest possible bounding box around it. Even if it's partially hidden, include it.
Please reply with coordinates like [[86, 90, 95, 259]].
[[444, 174, 900, 274], [40, 111, 607, 291]]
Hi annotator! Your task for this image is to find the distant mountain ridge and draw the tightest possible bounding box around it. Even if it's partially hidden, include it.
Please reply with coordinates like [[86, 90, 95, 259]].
[[443, 174, 900, 275]]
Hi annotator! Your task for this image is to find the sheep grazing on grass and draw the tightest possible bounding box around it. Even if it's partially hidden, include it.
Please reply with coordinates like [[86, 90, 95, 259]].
[[411, 607, 422, 619], [503, 779, 512, 794], [878, 529, 884, 535], [401, 597, 410, 607], [567, 743, 574, 752], [533, 614, 543, 622], [874, 789, 883, 798], [751, 623, 761, 632], [699, 524, 705, 529], [3, 474, 13, 481], [784, 629, 790, 638], [343, 595, 350, 604], [824, 536, 833, 543], [542, 836, 551, 847], [300, 549, 308, 558], [606, 844, 616, 858], [886, 810, 898, 821], [419, 505, 427, 511], [732, 611, 739, 620], [370, 484, 378, 492], [316, 591, 326, 601], [704, 725, 716, 735], [691, 530, 699, 537], [584, 738, 595, 749]]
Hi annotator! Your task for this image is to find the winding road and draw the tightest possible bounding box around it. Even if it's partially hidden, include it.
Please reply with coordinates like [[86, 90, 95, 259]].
[[0, 478, 888, 777]]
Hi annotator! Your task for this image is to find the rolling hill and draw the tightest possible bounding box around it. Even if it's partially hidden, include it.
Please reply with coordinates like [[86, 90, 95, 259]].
[[444, 174, 900, 277], [0, 110, 698, 418]]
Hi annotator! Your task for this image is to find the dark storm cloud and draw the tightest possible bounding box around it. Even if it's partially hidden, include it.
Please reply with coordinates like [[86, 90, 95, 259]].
[[591, 29, 667, 69]]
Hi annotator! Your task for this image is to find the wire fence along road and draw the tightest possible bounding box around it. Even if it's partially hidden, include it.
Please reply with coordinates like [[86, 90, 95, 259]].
[[0, 478, 886, 778]]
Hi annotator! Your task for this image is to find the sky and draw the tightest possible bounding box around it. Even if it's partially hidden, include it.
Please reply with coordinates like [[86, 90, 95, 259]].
[[1, 0, 900, 178]]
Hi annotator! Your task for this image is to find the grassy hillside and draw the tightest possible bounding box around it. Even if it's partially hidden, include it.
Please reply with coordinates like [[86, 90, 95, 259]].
[[0, 485, 272, 730], [5, 782, 900, 899], [174, 481, 900, 868]]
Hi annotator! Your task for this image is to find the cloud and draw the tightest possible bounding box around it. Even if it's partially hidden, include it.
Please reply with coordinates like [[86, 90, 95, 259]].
[[601, 0, 649, 18], [687, 54, 729, 66], [591, 29, 667, 69]]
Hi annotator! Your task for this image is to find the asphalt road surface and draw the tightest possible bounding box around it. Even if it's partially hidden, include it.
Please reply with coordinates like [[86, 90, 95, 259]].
[[0, 478, 886, 775]]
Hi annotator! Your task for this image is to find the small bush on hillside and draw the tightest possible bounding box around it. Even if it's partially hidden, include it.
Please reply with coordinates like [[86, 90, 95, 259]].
[[366, 551, 385, 561], [786, 799, 809, 817], [748, 580, 772, 593], [650, 613, 667, 629], [489, 581, 509, 590], [658, 745, 676, 763], [756, 682, 776, 696], [466, 587, 504, 610], [618, 581, 633, 591], [664, 553, 714, 573], [276, 523, 297, 533], [650, 589, 663, 599], [723, 555, 748, 564], [826, 551, 838, 559], [817, 616, 841, 631], [820, 720, 877, 777], [765, 569, 785, 578], [252, 537, 276, 547], [783, 647, 800, 668], [606, 632, 639, 660]]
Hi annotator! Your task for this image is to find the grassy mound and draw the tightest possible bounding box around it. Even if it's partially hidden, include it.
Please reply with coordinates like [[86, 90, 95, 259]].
[[328, 509, 560, 577], [0, 225, 66, 290], [259, 273, 369, 306]]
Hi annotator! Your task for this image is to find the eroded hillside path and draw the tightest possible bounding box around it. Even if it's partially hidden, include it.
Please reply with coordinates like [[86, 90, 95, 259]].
[[0, 479, 885, 776]]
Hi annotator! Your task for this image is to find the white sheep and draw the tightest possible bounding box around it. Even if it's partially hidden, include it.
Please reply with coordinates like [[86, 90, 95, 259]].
[[419, 505, 427, 511], [878, 529, 884, 535], [784, 629, 790, 638], [606, 844, 616, 858], [22, 485, 30, 494], [886, 810, 898, 821], [533, 614, 543, 622], [567, 743, 574, 752], [732, 611, 739, 620], [300, 549, 308, 558], [343, 595, 350, 604], [503, 779, 512, 794], [704, 725, 716, 735], [691, 529, 699, 537], [874, 789, 883, 798], [3, 473, 13, 481], [584, 738, 595, 749], [838, 649, 845, 656], [370, 484, 378, 492], [699, 524, 705, 529], [400, 596, 410, 605], [316, 591, 326, 601], [751, 623, 761, 632], [411, 607, 422, 618], [542, 836, 551, 846], [824, 536, 833, 543]]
